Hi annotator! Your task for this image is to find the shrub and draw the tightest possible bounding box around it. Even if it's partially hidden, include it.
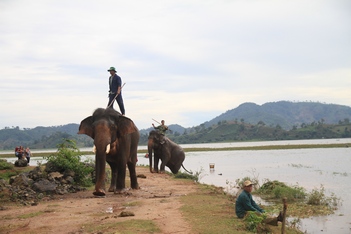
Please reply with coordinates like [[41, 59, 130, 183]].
[[173, 168, 203, 182], [244, 211, 269, 233], [257, 180, 306, 201], [44, 139, 94, 187], [0, 159, 14, 170], [307, 185, 341, 208]]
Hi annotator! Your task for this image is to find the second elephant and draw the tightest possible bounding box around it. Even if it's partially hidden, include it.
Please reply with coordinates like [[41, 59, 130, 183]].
[[148, 130, 186, 174]]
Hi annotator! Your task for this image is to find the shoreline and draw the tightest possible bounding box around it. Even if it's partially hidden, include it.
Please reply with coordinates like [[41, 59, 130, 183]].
[[0, 143, 349, 158]]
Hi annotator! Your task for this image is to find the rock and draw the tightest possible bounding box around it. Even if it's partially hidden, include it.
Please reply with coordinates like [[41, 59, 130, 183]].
[[10, 173, 32, 187], [118, 211, 135, 217], [48, 172, 64, 181], [45, 161, 63, 173], [14, 158, 28, 167], [28, 166, 44, 180], [32, 179, 57, 193], [137, 174, 147, 178], [64, 176, 75, 184], [1, 160, 93, 204], [64, 170, 75, 177]]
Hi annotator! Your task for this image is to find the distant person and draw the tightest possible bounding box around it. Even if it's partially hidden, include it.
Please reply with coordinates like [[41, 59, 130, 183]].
[[152, 120, 168, 135], [15, 146, 24, 160], [107, 66, 125, 115], [25, 147, 32, 164], [152, 120, 168, 144], [235, 180, 283, 226]]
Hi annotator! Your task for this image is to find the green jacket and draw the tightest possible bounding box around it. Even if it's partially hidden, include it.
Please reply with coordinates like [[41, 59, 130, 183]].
[[154, 125, 168, 135], [235, 190, 264, 218]]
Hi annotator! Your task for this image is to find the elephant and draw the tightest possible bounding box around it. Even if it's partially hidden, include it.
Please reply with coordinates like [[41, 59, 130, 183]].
[[148, 130, 190, 174], [78, 108, 139, 196]]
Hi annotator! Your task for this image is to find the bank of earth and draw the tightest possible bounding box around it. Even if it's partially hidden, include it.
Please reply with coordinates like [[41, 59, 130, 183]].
[[0, 166, 301, 234]]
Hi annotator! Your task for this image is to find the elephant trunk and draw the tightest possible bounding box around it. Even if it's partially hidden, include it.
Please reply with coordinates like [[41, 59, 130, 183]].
[[147, 138, 153, 173]]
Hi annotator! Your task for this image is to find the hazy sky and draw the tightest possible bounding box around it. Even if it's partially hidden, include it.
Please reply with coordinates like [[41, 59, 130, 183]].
[[1, 0, 350, 130]]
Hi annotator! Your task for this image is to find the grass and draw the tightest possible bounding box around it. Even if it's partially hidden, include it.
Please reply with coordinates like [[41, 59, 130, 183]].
[[83, 219, 161, 234], [180, 183, 303, 234], [18, 211, 45, 219]]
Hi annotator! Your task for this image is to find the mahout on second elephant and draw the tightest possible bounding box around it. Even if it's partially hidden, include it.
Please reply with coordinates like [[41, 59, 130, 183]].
[[148, 130, 190, 174]]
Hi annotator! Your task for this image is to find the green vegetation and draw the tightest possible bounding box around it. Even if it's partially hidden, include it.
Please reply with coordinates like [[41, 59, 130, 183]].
[[257, 180, 306, 201], [43, 139, 94, 187], [164, 121, 351, 145], [180, 183, 302, 234], [0, 159, 14, 170], [307, 185, 341, 208], [254, 180, 340, 217], [1, 101, 351, 149], [83, 220, 161, 234], [172, 168, 204, 182], [244, 211, 269, 233], [17, 211, 49, 219], [0, 160, 32, 180]]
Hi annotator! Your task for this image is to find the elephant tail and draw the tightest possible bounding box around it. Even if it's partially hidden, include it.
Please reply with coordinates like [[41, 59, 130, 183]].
[[181, 164, 193, 174]]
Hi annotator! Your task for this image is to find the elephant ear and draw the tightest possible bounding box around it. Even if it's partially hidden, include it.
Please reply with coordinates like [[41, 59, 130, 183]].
[[78, 116, 94, 139], [116, 116, 138, 137]]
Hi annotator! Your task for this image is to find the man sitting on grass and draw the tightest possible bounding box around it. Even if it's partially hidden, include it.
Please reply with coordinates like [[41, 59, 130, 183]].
[[235, 180, 283, 226]]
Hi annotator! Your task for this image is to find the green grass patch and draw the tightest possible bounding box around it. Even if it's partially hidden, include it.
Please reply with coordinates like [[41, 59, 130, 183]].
[[123, 201, 140, 207], [256, 180, 306, 201], [18, 211, 45, 219], [180, 183, 303, 234], [83, 219, 161, 234]]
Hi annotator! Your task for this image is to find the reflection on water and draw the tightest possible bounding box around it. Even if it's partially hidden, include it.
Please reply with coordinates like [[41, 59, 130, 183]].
[[2, 138, 351, 233]]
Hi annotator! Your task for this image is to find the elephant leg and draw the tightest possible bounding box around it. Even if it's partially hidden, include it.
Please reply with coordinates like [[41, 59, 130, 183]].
[[154, 156, 160, 173], [127, 161, 139, 189], [115, 163, 127, 193], [93, 154, 106, 196], [160, 158, 167, 172], [160, 148, 170, 173], [107, 161, 117, 192]]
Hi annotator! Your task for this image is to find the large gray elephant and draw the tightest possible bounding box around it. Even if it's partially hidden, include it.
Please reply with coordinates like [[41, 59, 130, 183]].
[[78, 108, 139, 196], [148, 130, 189, 174]]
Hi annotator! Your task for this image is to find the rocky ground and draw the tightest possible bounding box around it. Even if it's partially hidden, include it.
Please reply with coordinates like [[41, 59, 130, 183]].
[[0, 166, 198, 234]]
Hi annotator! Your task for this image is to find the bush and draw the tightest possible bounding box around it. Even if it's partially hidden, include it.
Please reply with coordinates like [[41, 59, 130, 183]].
[[173, 171, 199, 182], [244, 211, 269, 233], [44, 139, 94, 187], [257, 180, 306, 201], [0, 159, 14, 170], [307, 185, 341, 208]]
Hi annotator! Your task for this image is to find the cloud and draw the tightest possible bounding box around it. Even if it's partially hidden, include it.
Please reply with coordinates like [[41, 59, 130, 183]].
[[0, 0, 350, 130]]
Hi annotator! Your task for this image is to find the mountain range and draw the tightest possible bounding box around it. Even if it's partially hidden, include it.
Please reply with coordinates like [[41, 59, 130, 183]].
[[1, 101, 350, 150]]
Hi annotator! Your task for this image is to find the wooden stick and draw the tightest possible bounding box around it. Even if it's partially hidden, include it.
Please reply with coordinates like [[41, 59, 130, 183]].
[[281, 197, 287, 234], [107, 83, 126, 108], [152, 118, 161, 125]]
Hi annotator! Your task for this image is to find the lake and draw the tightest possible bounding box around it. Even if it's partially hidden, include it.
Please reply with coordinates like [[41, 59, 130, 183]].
[[3, 138, 351, 233]]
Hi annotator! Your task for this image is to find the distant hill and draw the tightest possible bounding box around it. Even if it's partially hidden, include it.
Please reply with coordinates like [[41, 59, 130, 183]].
[[203, 101, 351, 130], [1, 101, 350, 150]]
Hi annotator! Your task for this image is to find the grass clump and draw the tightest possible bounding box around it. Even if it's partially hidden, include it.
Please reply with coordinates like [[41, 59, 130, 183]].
[[83, 219, 161, 234], [43, 139, 94, 187], [0, 159, 14, 170], [244, 211, 269, 233], [256, 180, 306, 201], [173, 168, 203, 182], [307, 185, 341, 208]]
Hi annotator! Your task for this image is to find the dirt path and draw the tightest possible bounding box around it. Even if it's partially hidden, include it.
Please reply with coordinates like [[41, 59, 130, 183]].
[[0, 167, 198, 234]]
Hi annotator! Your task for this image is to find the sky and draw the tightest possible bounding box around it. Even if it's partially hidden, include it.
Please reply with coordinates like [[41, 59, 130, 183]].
[[1, 0, 350, 130]]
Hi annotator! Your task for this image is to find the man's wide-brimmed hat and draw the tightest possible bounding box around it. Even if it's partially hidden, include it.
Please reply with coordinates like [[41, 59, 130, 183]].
[[108, 67, 116, 72], [243, 180, 255, 187]]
